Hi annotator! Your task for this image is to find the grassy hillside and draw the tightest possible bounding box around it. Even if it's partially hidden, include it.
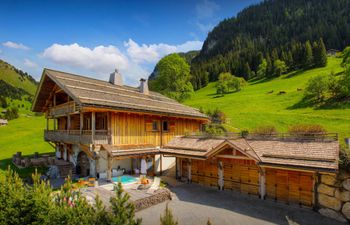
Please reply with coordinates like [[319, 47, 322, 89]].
[[0, 59, 37, 95], [185, 57, 350, 142]]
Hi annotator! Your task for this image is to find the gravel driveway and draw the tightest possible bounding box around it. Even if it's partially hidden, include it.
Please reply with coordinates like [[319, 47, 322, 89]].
[[136, 183, 345, 225]]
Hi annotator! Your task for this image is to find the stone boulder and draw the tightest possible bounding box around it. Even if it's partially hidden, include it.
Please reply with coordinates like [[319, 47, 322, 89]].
[[342, 202, 350, 220], [318, 184, 335, 196], [338, 170, 350, 180], [321, 174, 337, 186], [318, 193, 342, 211], [335, 189, 350, 202], [319, 208, 347, 223], [343, 179, 350, 191]]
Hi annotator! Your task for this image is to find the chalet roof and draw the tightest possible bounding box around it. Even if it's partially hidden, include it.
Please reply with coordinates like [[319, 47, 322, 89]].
[[161, 136, 339, 172], [32, 69, 208, 119]]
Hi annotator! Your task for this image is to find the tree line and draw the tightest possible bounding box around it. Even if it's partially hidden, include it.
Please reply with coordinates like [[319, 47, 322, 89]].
[[189, 0, 350, 89]]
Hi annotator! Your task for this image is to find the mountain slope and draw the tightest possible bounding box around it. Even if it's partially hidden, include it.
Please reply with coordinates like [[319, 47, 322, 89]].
[[184, 57, 350, 140], [190, 0, 350, 89], [0, 59, 37, 96]]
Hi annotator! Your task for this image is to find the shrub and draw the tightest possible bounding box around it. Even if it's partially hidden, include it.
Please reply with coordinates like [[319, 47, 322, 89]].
[[339, 147, 350, 172], [160, 204, 178, 225], [304, 75, 329, 102], [253, 125, 277, 135], [288, 124, 326, 135], [206, 108, 226, 124], [204, 124, 226, 136]]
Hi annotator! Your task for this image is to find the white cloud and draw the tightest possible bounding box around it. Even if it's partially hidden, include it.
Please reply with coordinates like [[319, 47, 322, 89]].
[[2, 41, 29, 50], [42, 43, 129, 74], [124, 39, 203, 64], [24, 59, 38, 68], [41, 39, 203, 85], [195, 0, 220, 19]]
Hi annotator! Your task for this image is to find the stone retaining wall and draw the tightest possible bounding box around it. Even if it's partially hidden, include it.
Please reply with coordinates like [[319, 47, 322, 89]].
[[317, 170, 350, 223], [133, 188, 171, 211]]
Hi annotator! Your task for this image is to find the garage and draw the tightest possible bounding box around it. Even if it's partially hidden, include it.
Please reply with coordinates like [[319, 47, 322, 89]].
[[190, 158, 218, 187], [221, 158, 260, 195], [265, 168, 314, 207]]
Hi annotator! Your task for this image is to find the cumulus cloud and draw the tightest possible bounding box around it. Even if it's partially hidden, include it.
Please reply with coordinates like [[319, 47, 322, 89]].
[[42, 43, 129, 74], [124, 39, 203, 64], [42, 39, 203, 85], [195, 0, 220, 19], [24, 59, 38, 68], [2, 41, 29, 50]]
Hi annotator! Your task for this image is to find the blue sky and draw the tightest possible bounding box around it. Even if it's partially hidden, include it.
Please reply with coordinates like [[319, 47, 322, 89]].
[[0, 0, 260, 85]]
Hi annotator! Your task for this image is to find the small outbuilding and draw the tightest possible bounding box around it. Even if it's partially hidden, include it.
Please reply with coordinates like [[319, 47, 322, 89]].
[[0, 119, 8, 126]]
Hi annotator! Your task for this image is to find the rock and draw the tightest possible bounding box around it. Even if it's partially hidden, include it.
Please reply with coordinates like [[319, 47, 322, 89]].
[[319, 208, 347, 223], [318, 193, 342, 211], [343, 179, 350, 191], [318, 184, 335, 196], [321, 174, 337, 186], [335, 189, 350, 202], [342, 202, 350, 220]]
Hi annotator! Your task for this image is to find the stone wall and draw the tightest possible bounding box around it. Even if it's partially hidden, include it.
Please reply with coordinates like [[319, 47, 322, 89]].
[[317, 170, 350, 223]]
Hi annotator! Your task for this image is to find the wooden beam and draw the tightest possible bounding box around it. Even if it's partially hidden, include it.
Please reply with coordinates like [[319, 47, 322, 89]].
[[107, 156, 112, 181], [67, 114, 71, 134], [259, 168, 266, 199], [153, 155, 155, 176], [92, 112, 95, 142], [80, 112, 83, 135]]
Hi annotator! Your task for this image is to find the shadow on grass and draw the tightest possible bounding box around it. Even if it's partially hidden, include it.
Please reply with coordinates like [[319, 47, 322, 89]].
[[207, 90, 241, 98], [287, 96, 350, 110], [0, 158, 48, 179], [249, 77, 275, 85], [282, 70, 304, 79]]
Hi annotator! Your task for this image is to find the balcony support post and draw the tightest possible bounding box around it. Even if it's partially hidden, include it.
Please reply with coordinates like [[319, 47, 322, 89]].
[[53, 118, 56, 130], [67, 114, 71, 134], [80, 112, 83, 135], [92, 112, 95, 142]]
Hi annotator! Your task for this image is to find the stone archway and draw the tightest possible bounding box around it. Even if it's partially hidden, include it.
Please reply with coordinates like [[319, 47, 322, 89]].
[[77, 151, 90, 177]]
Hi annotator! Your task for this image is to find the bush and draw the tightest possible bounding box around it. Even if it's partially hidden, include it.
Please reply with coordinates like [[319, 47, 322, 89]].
[[253, 125, 277, 135], [204, 124, 226, 136], [304, 75, 329, 102], [4, 107, 19, 120], [206, 108, 226, 124], [288, 124, 326, 135], [160, 204, 178, 225], [339, 148, 350, 172]]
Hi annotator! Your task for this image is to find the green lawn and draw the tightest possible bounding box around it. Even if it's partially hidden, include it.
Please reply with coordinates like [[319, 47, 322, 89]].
[[0, 115, 51, 176], [184, 57, 350, 144]]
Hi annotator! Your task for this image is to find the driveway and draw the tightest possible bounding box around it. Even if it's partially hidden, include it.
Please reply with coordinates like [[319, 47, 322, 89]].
[[136, 183, 345, 225]]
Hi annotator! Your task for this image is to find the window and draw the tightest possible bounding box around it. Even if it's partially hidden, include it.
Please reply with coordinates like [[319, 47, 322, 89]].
[[162, 121, 169, 132], [152, 121, 159, 131]]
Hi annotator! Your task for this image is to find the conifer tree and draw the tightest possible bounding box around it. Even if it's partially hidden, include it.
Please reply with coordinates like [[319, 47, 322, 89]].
[[317, 38, 327, 67], [243, 62, 251, 80], [303, 41, 314, 69], [110, 182, 141, 225], [160, 204, 178, 225]]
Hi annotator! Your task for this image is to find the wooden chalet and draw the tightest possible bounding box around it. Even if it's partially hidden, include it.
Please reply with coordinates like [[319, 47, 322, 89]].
[[32, 68, 208, 178], [32, 68, 339, 208]]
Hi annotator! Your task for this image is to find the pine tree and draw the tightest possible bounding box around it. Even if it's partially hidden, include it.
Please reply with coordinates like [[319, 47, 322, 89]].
[[110, 182, 141, 225], [317, 38, 327, 67], [266, 54, 273, 77], [160, 204, 178, 225], [303, 41, 314, 69], [243, 62, 251, 80]]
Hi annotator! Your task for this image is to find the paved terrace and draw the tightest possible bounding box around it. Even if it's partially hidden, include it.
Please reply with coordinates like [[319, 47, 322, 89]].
[[136, 183, 346, 225]]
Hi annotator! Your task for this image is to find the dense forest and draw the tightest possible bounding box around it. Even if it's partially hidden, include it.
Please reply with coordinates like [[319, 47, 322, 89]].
[[188, 0, 350, 89]]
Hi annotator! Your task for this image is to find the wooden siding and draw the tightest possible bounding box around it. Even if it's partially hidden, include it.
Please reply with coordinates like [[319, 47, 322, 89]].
[[265, 168, 314, 207], [222, 158, 259, 195], [111, 112, 202, 146], [191, 158, 218, 187]]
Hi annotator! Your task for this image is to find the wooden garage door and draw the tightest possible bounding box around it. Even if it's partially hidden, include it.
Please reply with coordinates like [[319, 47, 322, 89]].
[[222, 158, 259, 195], [265, 168, 314, 207], [191, 159, 218, 187]]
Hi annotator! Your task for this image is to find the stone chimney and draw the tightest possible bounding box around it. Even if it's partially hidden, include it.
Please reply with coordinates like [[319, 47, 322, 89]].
[[139, 78, 149, 95], [109, 69, 123, 86]]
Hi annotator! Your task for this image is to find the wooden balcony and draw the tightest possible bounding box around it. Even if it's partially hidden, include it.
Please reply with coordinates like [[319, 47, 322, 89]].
[[44, 129, 111, 145], [48, 101, 79, 117]]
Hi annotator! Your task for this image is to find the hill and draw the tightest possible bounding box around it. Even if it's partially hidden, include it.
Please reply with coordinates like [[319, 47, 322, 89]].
[[0, 59, 37, 96], [190, 0, 350, 89], [184, 57, 350, 141]]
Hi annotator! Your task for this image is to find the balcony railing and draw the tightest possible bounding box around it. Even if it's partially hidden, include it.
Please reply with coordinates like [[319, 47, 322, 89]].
[[44, 129, 111, 145], [48, 102, 79, 117]]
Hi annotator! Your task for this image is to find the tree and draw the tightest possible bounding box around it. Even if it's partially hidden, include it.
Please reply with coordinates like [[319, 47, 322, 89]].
[[257, 59, 267, 78], [303, 41, 314, 69], [216, 72, 243, 95], [243, 63, 251, 80], [342, 46, 350, 67], [273, 60, 287, 76], [0, 96, 7, 108], [160, 204, 178, 225], [304, 75, 329, 102], [149, 53, 194, 102], [110, 182, 141, 225], [314, 38, 327, 67]]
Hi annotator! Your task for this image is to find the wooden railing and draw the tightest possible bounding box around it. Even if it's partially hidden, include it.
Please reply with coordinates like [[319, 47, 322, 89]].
[[185, 132, 338, 142], [44, 129, 111, 145], [48, 101, 79, 117]]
